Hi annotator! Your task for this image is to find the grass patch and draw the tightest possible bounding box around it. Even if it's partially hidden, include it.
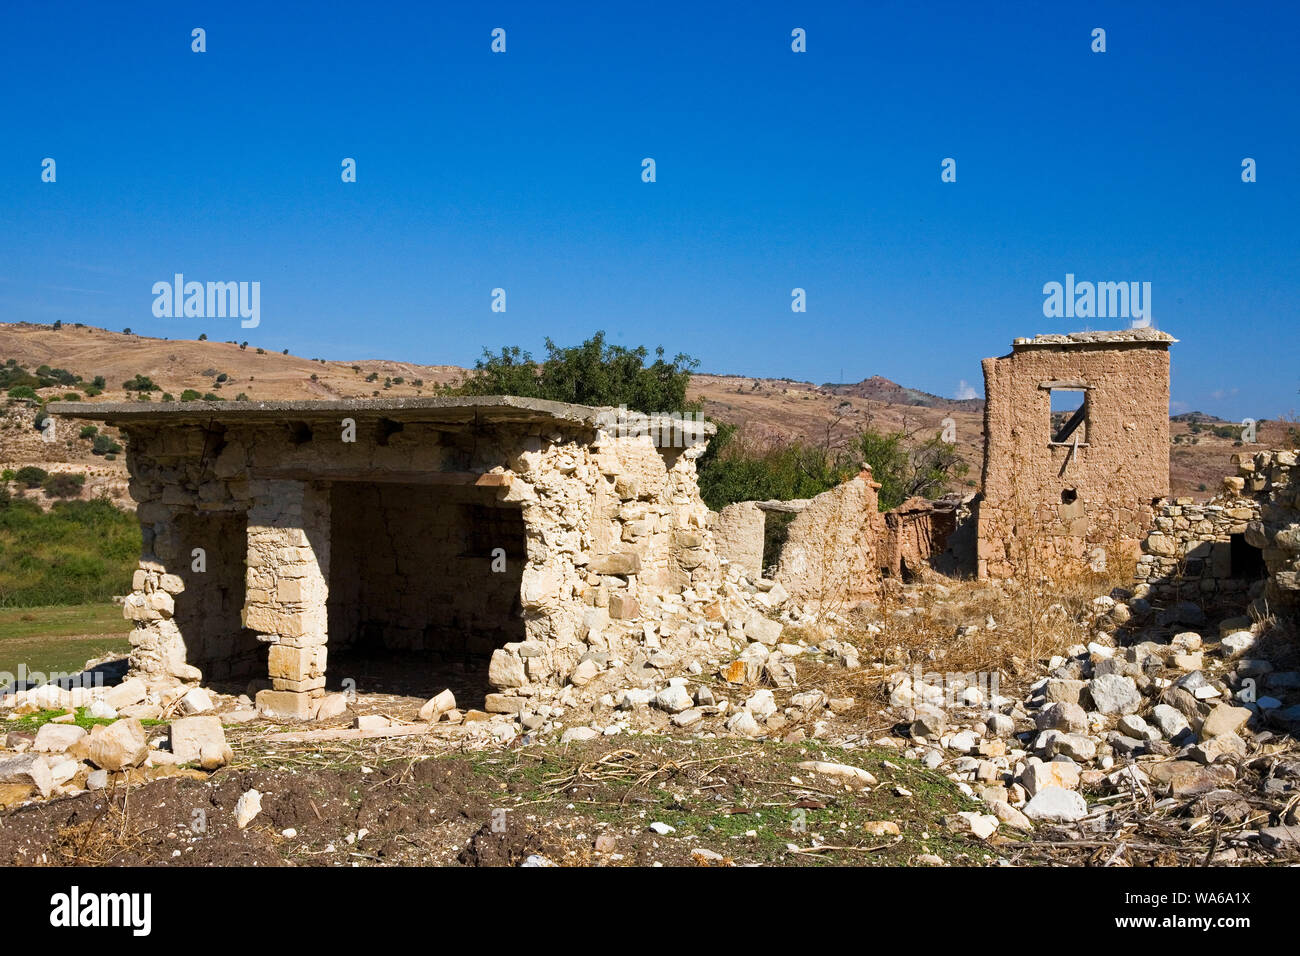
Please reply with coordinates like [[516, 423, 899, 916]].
[[0, 602, 129, 688], [2, 706, 165, 732], [464, 736, 995, 866], [0, 498, 139, 606]]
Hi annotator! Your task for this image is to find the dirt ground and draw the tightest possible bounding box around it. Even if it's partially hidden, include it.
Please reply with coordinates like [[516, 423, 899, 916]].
[[0, 733, 1007, 867]]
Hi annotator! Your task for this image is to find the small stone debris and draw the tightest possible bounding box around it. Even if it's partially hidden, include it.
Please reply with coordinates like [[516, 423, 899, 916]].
[[235, 788, 263, 829], [796, 760, 877, 788]]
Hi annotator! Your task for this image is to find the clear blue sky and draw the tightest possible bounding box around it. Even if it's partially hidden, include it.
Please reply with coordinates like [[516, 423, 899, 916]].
[[2, 1, 1296, 420]]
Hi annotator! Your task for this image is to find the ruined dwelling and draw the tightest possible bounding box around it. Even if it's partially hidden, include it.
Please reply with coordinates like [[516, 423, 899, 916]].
[[51, 328, 1294, 718], [52, 397, 759, 719], [716, 329, 1182, 590], [976, 328, 1176, 579]]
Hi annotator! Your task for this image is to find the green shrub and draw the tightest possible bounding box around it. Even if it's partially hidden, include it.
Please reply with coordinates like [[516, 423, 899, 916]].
[[179, 389, 201, 402], [78, 425, 98, 439], [42, 473, 86, 498], [122, 374, 158, 391], [7, 386, 37, 400], [452, 331, 697, 414], [697, 423, 970, 515], [91, 434, 122, 456], [15, 466, 49, 488]]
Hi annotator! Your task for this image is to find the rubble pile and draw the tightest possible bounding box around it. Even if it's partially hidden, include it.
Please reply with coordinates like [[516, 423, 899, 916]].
[[884, 586, 1300, 859], [0, 676, 242, 805]]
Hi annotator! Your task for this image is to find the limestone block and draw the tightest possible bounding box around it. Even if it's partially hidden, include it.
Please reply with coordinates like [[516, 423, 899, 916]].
[[256, 689, 315, 720], [588, 552, 642, 575], [268, 643, 327, 682], [609, 592, 640, 620], [488, 649, 526, 688]]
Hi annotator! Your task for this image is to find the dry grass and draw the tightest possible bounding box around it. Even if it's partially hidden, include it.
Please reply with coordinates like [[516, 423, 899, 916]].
[[50, 799, 145, 865], [793, 557, 1136, 713]]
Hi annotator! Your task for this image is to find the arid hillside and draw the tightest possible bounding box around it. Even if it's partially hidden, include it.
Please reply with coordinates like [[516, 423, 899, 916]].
[[0, 322, 1288, 501]]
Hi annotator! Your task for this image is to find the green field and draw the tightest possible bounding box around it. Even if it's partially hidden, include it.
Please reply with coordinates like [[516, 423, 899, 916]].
[[0, 496, 139, 607], [0, 603, 129, 687]]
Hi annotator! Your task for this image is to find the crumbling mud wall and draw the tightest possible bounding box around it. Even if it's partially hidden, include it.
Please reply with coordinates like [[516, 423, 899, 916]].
[[881, 497, 951, 580], [712, 501, 764, 578], [773, 470, 885, 605], [977, 329, 1175, 579]]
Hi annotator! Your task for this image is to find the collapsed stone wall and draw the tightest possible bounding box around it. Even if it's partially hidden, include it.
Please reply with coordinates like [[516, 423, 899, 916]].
[[712, 501, 764, 578], [1135, 490, 1262, 604], [1241, 449, 1300, 612], [482, 425, 730, 713], [772, 471, 885, 605], [977, 330, 1174, 579]]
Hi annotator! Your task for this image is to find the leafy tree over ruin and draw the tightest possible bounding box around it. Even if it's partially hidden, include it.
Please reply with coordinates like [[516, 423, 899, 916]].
[[452, 331, 699, 415]]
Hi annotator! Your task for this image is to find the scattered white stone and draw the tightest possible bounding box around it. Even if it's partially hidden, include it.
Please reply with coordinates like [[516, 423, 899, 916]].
[[32, 723, 87, 753], [744, 689, 777, 719], [655, 685, 695, 714], [953, 811, 999, 840], [796, 760, 877, 788], [1089, 674, 1141, 715], [1150, 704, 1191, 739], [235, 788, 263, 829], [1023, 787, 1088, 823], [1220, 631, 1257, 658], [726, 710, 761, 736], [179, 688, 213, 715], [87, 699, 117, 720]]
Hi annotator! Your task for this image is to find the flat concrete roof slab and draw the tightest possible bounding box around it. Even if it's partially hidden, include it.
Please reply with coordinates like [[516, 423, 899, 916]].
[[49, 395, 607, 427]]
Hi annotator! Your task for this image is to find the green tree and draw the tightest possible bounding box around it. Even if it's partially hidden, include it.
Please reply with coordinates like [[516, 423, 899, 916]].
[[15, 466, 49, 488], [454, 331, 698, 414]]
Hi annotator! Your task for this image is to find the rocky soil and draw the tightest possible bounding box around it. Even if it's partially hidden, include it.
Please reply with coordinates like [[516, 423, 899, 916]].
[[2, 568, 1298, 866]]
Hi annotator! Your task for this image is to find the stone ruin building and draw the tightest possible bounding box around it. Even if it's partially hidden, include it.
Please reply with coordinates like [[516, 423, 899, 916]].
[[976, 328, 1176, 579], [52, 397, 778, 720], [1137, 449, 1300, 616], [51, 330, 1297, 720]]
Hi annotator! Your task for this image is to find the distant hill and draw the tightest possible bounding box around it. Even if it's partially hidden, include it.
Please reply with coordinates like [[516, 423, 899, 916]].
[[0, 321, 1288, 502], [824, 375, 983, 412]]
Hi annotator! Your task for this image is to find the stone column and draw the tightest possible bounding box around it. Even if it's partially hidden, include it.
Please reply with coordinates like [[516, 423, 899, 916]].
[[121, 501, 199, 685], [245, 480, 331, 719]]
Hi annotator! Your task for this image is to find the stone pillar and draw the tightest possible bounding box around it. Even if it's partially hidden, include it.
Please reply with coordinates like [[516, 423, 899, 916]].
[[246, 480, 331, 719], [121, 501, 201, 686]]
